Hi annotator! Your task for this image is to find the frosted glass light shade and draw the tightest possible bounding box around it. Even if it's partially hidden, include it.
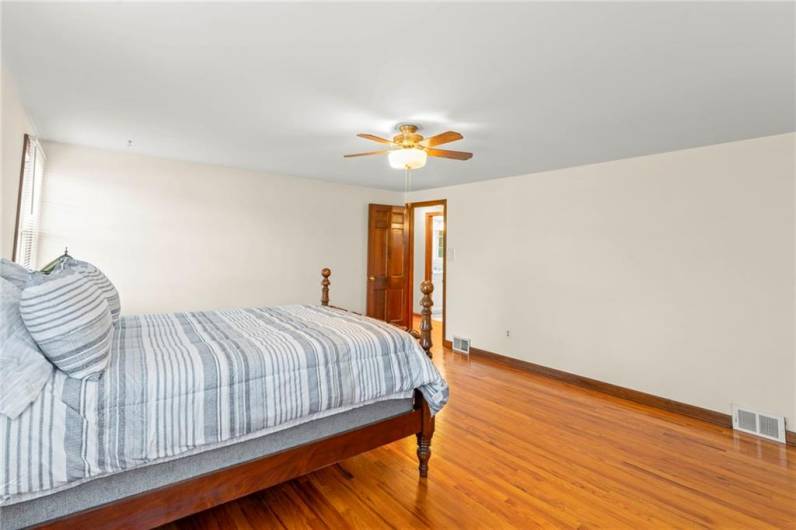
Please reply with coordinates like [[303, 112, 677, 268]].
[[388, 148, 427, 170]]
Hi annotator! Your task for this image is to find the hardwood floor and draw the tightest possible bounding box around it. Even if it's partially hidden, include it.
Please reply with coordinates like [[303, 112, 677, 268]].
[[162, 318, 796, 529]]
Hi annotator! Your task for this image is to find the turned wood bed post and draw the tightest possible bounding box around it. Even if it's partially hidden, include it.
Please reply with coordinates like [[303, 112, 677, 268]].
[[318, 268, 435, 478], [418, 280, 434, 358], [416, 279, 435, 478], [321, 268, 331, 306]]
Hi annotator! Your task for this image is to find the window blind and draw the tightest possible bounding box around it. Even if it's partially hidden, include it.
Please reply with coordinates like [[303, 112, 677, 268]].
[[13, 135, 45, 269]]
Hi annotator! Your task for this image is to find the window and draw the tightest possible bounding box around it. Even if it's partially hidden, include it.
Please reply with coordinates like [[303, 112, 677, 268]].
[[13, 135, 45, 269]]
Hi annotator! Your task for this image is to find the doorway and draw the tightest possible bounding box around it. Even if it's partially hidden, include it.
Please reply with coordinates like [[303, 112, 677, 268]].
[[364, 200, 447, 340], [407, 200, 446, 342]]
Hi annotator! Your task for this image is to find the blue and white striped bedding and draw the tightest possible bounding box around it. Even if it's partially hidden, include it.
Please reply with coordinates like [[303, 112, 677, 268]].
[[20, 272, 114, 379], [0, 305, 448, 505]]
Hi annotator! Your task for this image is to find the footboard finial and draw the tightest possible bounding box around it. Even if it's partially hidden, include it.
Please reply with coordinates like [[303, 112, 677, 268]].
[[419, 280, 433, 358], [321, 268, 331, 306]]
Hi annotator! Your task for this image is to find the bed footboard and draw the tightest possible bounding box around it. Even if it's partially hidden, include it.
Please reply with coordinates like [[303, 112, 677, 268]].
[[320, 268, 436, 478], [319, 268, 434, 355]]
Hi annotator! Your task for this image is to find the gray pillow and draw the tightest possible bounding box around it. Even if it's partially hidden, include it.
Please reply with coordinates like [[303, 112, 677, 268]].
[[0, 278, 54, 418], [0, 258, 31, 290], [55, 256, 121, 326], [20, 271, 113, 380]]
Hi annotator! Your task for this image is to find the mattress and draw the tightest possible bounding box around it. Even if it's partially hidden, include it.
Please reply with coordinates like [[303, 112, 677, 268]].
[[0, 304, 448, 506], [0, 397, 414, 529]]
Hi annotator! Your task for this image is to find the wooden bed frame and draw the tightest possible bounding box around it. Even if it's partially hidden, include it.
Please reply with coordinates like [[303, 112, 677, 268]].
[[37, 269, 436, 530]]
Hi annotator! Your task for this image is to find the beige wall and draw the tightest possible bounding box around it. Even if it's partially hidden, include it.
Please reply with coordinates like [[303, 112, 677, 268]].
[[35, 134, 796, 428], [410, 134, 795, 427], [1, 69, 36, 259], [38, 141, 400, 315]]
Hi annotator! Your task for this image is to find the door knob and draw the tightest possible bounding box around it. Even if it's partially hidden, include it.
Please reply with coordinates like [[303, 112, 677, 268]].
[[368, 276, 376, 281]]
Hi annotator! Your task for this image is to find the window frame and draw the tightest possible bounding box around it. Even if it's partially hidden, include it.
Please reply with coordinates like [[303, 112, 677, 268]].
[[12, 134, 45, 267]]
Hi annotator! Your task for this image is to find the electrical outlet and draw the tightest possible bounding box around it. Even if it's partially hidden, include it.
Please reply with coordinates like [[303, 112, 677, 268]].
[[506, 329, 510, 338]]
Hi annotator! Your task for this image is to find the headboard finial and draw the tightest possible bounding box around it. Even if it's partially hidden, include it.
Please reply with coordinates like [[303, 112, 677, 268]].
[[321, 268, 331, 306]]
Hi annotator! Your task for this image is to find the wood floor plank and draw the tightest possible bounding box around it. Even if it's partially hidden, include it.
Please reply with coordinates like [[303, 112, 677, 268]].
[[165, 319, 796, 529]]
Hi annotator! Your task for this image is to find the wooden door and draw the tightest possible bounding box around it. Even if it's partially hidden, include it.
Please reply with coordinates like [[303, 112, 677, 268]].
[[366, 204, 409, 328]]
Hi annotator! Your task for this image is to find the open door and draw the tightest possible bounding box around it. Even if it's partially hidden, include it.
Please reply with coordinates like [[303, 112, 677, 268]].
[[406, 200, 447, 345], [366, 204, 409, 328]]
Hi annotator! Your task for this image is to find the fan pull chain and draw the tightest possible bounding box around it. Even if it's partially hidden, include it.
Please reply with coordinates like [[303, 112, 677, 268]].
[[403, 166, 413, 204]]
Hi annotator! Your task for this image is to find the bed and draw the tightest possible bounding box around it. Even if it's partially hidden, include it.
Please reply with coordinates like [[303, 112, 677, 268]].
[[0, 269, 446, 529]]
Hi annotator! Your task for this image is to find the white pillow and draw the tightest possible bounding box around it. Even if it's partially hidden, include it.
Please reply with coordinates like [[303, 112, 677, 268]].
[[0, 278, 54, 419]]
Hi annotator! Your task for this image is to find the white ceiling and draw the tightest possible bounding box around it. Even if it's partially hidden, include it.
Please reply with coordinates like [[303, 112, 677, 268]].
[[2, 2, 794, 191]]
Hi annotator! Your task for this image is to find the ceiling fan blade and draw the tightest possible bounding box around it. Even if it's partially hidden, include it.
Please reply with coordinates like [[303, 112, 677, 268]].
[[343, 150, 391, 158], [357, 133, 395, 145], [419, 131, 463, 147], [425, 148, 473, 160]]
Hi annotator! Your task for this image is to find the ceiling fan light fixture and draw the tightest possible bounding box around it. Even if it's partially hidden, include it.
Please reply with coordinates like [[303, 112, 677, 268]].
[[388, 148, 427, 170]]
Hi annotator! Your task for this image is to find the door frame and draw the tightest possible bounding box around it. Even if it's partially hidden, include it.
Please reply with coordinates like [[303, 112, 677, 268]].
[[424, 211, 443, 281], [406, 199, 447, 344]]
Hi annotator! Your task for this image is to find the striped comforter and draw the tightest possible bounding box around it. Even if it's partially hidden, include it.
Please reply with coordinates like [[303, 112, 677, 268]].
[[0, 305, 448, 505]]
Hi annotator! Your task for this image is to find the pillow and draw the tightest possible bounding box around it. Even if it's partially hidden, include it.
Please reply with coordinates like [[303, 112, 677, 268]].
[[0, 258, 31, 290], [20, 271, 113, 379], [0, 278, 54, 418], [55, 256, 121, 326]]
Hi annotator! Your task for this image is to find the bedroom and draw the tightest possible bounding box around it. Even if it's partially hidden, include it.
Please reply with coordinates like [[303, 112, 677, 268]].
[[1, 1, 794, 529]]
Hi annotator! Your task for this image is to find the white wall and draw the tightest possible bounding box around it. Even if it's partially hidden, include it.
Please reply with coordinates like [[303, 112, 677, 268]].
[[1, 69, 36, 259], [38, 142, 400, 315], [413, 205, 443, 314], [410, 133, 796, 427]]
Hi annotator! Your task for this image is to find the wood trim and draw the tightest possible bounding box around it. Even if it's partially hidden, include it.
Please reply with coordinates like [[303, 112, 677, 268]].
[[11, 133, 30, 262], [424, 212, 433, 281], [424, 211, 443, 282], [406, 206, 414, 327], [38, 408, 423, 530], [408, 199, 447, 209], [465, 345, 796, 447], [406, 199, 447, 344]]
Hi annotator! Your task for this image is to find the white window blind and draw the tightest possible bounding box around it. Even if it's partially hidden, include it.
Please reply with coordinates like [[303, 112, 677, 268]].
[[13, 135, 45, 269]]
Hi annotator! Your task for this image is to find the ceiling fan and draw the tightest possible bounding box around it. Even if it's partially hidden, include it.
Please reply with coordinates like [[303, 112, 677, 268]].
[[344, 124, 472, 170]]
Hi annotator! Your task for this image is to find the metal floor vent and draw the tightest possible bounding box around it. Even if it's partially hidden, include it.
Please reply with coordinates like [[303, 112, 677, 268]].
[[732, 405, 786, 443], [452, 336, 471, 354]]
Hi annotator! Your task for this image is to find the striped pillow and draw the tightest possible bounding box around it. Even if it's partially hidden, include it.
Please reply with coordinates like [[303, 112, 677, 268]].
[[55, 257, 121, 325], [20, 272, 113, 379], [0, 278, 54, 418]]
